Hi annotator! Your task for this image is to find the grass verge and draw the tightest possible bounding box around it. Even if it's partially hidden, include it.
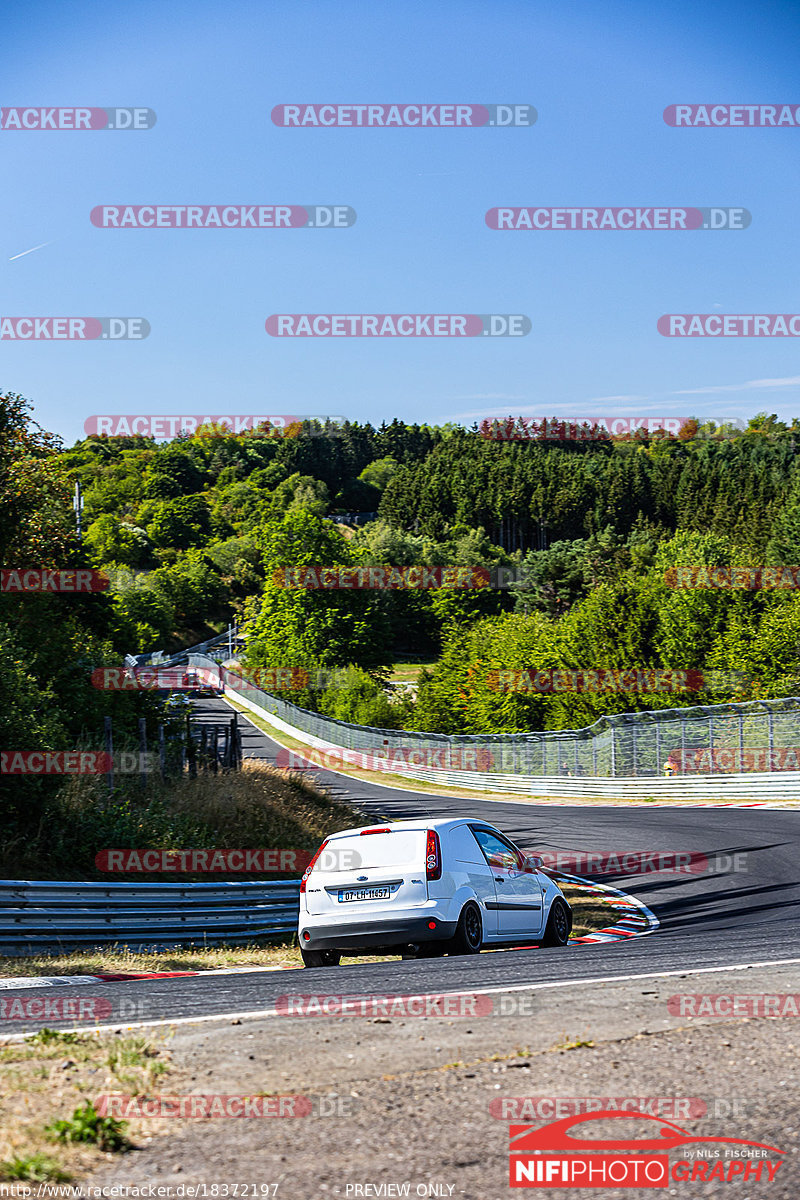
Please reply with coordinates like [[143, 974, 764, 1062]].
[[0, 760, 363, 882], [0, 1029, 172, 1182]]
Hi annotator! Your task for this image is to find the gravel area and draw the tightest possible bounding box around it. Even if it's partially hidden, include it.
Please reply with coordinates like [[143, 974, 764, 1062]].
[[85, 962, 800, 1199]]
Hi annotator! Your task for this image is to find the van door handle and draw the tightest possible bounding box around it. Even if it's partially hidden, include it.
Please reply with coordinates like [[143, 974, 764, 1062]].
[[494, 876, 504, 884]]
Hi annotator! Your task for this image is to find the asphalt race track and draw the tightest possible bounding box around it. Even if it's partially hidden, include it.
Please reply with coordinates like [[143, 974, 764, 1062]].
[[2, 696, 799, 1034]]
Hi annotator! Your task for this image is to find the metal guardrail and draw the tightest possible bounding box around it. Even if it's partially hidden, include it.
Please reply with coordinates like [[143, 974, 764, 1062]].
[[0, 880, 301, 956], [133, 626, 245, 670], [185, 656, 800, 801]]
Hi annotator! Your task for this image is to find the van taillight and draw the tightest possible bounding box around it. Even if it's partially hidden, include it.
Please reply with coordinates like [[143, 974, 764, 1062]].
[[426, 829, 442, 881], [299, 839, 329, 893]]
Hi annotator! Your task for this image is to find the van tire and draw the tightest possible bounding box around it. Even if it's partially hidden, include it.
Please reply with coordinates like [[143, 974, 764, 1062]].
[[448, 902, 482, 955], [301, 949, 341, 967], [540, 898, 571, 947]]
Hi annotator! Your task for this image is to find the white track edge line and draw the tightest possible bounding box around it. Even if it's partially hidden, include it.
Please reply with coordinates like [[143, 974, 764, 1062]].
[[3, 957, 800, 1043]]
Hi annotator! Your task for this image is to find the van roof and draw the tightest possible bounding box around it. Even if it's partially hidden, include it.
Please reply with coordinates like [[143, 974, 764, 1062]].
[[325, 817, 495, 840]]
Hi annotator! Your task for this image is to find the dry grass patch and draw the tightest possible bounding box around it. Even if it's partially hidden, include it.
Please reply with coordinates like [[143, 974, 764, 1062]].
[[0, 760, 363, 882], [0, 1029, 173, 1182]]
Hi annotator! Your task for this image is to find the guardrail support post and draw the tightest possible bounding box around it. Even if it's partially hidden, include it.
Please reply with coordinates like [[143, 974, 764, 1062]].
[[138, 717, 147, 790], [768, 707, 775, 769], [681, 714, 686, 773], [186, 715, 197, 779], [654, 720, 661, 778], [159, 723, 166, 780], [104, 716, 114, 794]]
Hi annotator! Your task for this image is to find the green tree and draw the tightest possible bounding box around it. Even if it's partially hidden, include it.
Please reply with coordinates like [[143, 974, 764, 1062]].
[[84, 514, 150, 567], [146, 496, 212, 550], [244, 510, 391, 677]]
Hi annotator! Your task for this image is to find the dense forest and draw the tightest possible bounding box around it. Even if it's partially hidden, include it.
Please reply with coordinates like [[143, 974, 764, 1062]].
[[4, 392, 800, 760]]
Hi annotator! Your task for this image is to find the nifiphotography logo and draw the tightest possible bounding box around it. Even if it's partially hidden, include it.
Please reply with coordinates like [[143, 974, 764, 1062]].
[[508, 1110, 785, 1187]]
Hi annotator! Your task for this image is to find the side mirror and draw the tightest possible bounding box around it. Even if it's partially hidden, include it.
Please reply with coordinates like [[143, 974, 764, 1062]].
[[524, 855, 543, 872]]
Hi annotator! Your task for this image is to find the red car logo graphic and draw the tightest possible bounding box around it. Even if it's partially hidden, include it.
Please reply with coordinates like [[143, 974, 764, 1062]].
[[510, 1110, 784, 1155]]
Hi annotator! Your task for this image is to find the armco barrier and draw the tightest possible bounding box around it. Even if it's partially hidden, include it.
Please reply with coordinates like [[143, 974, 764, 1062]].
[[0, 873, 652, 956], [0, 879, 300, 956], [184, 656, 800, 802]]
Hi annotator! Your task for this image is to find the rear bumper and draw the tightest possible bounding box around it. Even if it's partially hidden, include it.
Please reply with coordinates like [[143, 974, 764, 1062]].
[[299, 915, 458, 951]]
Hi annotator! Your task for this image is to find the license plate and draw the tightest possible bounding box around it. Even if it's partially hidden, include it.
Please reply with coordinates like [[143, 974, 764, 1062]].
[[338, 886, 391, 903]]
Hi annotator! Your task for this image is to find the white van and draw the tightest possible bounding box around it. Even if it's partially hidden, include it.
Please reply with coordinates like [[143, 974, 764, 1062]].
[[298, 817, 572, 966]]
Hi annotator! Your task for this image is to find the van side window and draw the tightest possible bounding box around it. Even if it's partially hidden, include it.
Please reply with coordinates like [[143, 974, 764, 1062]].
[[470, 828, 523, 871]]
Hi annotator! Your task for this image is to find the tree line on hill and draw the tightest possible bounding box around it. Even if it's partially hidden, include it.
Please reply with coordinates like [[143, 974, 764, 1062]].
[[5, 393, 800, 753]]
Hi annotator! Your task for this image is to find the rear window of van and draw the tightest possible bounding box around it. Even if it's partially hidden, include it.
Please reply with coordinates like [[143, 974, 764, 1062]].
[[318, 829, 425, 872]]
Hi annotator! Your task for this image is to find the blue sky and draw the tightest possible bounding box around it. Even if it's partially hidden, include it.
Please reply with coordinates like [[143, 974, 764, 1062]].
[[2, 0, 799, 445]]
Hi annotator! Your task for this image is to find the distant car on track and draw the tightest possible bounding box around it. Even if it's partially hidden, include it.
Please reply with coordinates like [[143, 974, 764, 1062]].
[[298, 817, 572, 967], [181, 670, 223, 698]]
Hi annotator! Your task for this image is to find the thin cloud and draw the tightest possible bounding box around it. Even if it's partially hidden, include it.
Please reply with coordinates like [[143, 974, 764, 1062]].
[[675, 376, 800, 396], [451, 394, 527, 401], [582, 394, 650, 406]]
